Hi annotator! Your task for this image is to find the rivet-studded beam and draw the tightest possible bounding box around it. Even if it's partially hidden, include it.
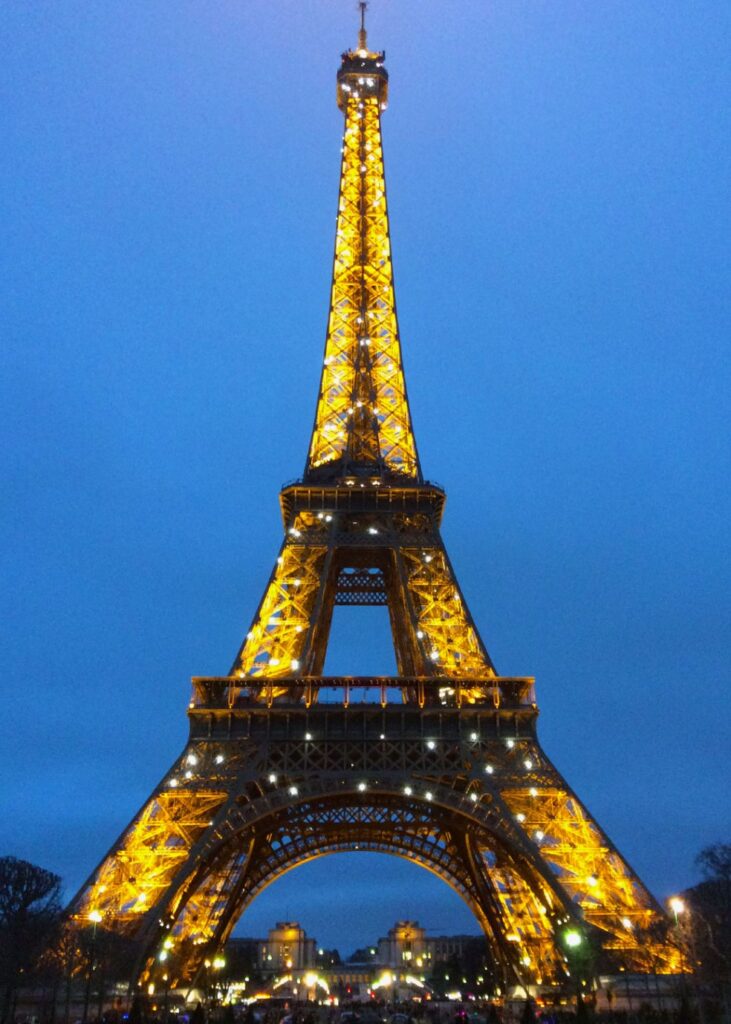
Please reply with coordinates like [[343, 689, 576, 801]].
[[64, 24, 684, 1000], [226, 503, 496, 695], [306, 64, 419, 481], [69, 712, 683, 989]]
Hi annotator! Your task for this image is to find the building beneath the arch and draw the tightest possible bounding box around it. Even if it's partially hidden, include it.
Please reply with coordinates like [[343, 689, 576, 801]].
[[222, 921, 682, 1009], [377, 921, 478, 970], [260, 921, 317, 973], [227, 919, 481, 979], [227, 922, 318, 975]]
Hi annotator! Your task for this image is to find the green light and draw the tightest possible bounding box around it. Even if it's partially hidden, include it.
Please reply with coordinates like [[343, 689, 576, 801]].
[[564, 929, 582, 948]]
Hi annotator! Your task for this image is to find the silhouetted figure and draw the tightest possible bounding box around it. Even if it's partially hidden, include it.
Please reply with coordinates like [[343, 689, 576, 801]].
[[520, 1000, 534, 1023], [129, 996, 145, 1024]]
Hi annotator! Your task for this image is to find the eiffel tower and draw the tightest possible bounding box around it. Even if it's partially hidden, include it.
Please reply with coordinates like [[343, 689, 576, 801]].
[[70, 9, 678, 993]]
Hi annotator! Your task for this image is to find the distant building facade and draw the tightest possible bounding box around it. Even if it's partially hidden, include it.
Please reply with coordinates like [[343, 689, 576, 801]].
[[226, 920, 478, 983], [377, 920, 476, 970], [258, 921, 317, 973], [222, 921, 683, 1009], [226, 922, 317, 977]]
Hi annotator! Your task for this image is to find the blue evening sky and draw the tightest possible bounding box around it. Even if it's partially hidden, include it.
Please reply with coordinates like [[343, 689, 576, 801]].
[[2, 2, 730, 954]]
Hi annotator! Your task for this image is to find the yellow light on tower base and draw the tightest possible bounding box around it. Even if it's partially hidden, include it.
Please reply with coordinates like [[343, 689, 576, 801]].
[[88, 910, 102, 924]]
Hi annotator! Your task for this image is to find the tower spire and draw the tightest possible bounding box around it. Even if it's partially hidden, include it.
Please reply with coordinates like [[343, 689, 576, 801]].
[[306, 22, 421, 482], [358, 1, 368, 52]]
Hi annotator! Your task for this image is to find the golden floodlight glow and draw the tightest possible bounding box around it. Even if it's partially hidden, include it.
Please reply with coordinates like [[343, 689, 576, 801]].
[[303, 972, 330, 993], [66, 11, 686, 993], [307, 84, 418, 479]]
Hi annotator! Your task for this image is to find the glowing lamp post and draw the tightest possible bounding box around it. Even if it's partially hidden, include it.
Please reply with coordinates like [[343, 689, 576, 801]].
[[205, 955, 226, 1016], [668, 895, 696, 1013], [82, 910, 103, 1023], [562, 929, 589, 1015], [669, 896, 685, 922]]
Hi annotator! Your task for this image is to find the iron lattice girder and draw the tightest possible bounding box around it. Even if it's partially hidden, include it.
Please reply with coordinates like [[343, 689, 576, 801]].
[[228, 489, 497, 693], [94, 772, 572, 986], [71, 706, 680, 989], [181, 795, 565, 983], [306, 71, 420, 480], [334, 567, 388, 604], [65, 32, 684, 1000]]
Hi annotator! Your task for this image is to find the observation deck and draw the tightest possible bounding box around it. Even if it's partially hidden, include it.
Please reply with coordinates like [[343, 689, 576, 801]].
[[188, 674, 539, 743], [279, 479, 446, 528]]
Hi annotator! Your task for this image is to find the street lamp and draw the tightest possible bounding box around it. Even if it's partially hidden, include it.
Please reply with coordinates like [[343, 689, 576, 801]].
[[669, 896, 686, 921], [205, 955, 226, 1016], [82, 911, 102, 1024], [668, 895, 696, 1015], [562, 929, 588, 1016]]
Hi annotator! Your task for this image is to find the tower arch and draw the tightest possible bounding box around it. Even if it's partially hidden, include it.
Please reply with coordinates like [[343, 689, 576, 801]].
[[134, 786, 574, 989]]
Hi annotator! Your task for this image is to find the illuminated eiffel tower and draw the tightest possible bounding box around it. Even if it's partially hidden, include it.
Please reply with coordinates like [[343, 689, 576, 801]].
[[70, 8, 678, 993]]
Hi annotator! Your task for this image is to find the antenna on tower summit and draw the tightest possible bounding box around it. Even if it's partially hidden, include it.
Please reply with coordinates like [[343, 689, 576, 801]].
[[358, 1, 368, 51]]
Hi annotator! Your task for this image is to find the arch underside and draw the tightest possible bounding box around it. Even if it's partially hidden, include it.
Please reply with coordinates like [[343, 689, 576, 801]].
[[147, 793, 572, 990], [71, 740, 682, 992]]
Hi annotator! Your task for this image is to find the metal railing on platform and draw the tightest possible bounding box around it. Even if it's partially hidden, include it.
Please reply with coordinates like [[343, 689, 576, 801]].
[[190, 674, 536, 711]]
